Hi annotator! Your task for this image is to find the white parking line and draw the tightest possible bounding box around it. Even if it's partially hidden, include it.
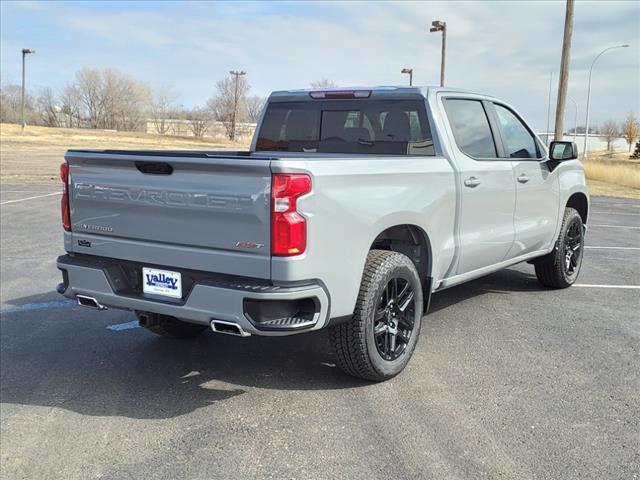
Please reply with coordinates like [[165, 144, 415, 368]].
[[0, 190, 59, 193], [0, 192, 61, 205], [589, 224, 640, 230], [585, 246, 640, 251], [595, 203, 640, 208], [574, 284, 640, 289], [591, 211, 640, 216]]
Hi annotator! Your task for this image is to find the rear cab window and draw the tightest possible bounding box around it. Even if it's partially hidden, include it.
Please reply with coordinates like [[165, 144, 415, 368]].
[[256, 98, 435, 156], [443, 99, 497, 159]]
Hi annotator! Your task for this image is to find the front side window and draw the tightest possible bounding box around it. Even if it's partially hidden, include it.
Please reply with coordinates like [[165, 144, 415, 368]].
[[256, 99, 434, 156], [444, 99, 497, 158], [494, 104, 539, 159]]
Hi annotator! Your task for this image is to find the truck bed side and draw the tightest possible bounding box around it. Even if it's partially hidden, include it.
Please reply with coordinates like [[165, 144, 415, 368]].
[[270, 155, 457, 318]]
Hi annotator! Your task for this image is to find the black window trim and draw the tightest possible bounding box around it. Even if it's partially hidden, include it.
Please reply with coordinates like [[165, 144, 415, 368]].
[[488, 101, 545, 161], [442, 96, 506, 161]]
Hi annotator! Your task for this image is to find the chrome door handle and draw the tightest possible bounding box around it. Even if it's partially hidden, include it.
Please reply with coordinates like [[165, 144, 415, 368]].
[[464, 176, 481, 188], [517, 174, 530, 184]]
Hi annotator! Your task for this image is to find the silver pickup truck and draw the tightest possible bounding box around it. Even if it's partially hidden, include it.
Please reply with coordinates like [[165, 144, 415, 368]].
[[56, 86, 588, 381]]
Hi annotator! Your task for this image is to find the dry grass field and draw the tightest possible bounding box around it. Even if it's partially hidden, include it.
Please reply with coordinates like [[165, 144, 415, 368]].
[[1, 123, 638, 199], [0, 123, 248, 184], [582, 150, 640, 198]]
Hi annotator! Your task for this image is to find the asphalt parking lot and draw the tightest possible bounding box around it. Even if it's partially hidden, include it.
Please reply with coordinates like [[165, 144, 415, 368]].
[[1, 184, 638, 480]]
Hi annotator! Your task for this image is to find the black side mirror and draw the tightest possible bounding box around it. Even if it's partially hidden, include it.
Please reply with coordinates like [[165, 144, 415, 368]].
[[549, 141, 578, 161]]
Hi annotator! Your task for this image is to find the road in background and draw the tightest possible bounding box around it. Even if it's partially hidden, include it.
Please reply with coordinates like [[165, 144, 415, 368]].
[[1, 185, 638, 480]]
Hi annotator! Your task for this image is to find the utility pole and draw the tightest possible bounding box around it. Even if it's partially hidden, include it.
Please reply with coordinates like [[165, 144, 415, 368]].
[[21, 48, 35, 133], [567, 96, 578, 142], [546, 71, 553, 145], [554, 0, 575, 143], [430, 20, 446, 87], [401, 68, 413, 86], [229, 70, 246, 141]]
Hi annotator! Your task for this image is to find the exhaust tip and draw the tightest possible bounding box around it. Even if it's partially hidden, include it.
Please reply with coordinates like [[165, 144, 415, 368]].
[[76, 295, 106, 310], [210, 320, 250, 337]]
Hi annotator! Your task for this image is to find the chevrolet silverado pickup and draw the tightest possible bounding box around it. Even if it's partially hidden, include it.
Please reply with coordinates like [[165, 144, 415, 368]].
[[56, 86, 589, 381]]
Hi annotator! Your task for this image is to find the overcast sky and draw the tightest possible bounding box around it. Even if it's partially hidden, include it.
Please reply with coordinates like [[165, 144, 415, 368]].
[[1, 0, 638, 131]]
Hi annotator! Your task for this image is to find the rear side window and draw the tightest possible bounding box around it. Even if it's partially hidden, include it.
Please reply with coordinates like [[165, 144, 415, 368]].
[[256, 99, 435, 156], [444, 99, 497, 158], [494, 104, 539, 159]]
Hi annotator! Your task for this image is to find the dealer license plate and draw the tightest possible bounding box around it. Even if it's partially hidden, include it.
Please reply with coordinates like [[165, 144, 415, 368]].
[[142, 267, 182, 299]]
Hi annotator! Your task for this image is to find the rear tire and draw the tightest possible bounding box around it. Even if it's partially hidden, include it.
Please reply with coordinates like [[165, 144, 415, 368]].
[[329, 250, 423, 382], [534, 207, 584, 288], [136, 312, 207, 339]]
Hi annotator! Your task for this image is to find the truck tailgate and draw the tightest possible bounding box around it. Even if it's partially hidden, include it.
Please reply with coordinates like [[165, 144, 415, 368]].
[[66, 150, 272, 279]]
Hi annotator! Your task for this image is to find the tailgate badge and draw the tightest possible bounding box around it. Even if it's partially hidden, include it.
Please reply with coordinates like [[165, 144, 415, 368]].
[[235, 241, 264, 249], [81, 223, 113, 233]]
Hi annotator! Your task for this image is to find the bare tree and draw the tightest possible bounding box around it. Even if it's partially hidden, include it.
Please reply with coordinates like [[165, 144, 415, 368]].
[[2, 69, 150, 131], [0, 82, 21, 123], [100, 68, 150, 131], [186, 107, 210, 137], [600, 119, 619, 152], [37, 87, 61, 127], [0, 81, 36, 124], [60, 83, 82, 128], [130, 81, 152, 131], [149, 85, 176, 135], [75, 68, 103, 128], [207, 75, 250, 140], [622, 113, 639, 152], [245, 95, 266, 123], [310, 78, 336, 89], [73, 67, 150, 131]]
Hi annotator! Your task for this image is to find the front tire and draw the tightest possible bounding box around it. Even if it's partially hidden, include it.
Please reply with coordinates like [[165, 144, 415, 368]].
[[534, 207, 584, 288], [329, 250, 423, 382]]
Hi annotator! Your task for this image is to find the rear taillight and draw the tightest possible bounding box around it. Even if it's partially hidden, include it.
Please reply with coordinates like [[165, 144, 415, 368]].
[[271, 173, 311, 256], [60, 163, 71, 231]]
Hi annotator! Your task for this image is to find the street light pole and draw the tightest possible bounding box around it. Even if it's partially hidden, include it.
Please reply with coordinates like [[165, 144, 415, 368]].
[[583, 44, 629, 159], [21, 48, 35, 133], [401, 68, 413, 86], [229, 70, 246, 142], [430, 20, 446, 87]]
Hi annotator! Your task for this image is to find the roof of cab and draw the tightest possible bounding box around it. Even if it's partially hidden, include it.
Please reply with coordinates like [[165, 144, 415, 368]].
[[267, 85, 490, 102]]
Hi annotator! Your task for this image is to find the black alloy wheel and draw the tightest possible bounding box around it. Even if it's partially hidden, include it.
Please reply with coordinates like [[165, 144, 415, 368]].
[[563, 219, 583, 276], [374, 277, 416, 361], [534, 207, 585, 288]]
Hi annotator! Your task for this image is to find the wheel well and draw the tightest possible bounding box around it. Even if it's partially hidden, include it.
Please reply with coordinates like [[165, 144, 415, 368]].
[[567, 193, 588, 224], [370, 225, 432, 311]]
